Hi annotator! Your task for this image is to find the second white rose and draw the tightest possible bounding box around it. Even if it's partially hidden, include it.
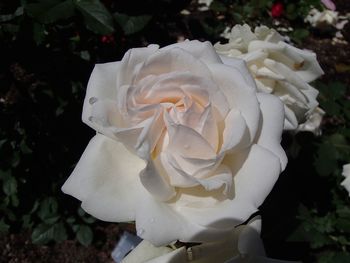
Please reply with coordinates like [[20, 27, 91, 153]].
[[215, 24, 324, 132]]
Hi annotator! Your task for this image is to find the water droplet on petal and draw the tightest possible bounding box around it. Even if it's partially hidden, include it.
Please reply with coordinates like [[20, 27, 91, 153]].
[[184, 144, 190, 149], [150, 218, 155, 223], [88, 116, 94, 122], [89, 97, 98, 104]]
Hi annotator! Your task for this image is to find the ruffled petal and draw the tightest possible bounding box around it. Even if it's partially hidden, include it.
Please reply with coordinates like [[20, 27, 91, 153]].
[[62, 134, 146, 222]]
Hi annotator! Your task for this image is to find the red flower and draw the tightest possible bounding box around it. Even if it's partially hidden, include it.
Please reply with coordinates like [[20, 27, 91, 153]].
[[101, 35, 115, 44], [271, 2, 284, 18]]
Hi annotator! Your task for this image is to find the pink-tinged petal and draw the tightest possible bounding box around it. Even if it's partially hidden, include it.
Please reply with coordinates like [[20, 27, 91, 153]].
[[62, 134, 146, 222], [255, 93, 287, 170], [208, 63, 260, 143], [82, 62, 120, 129], [160, 40, 222, 64], [134, 47, 212, 84], [117, 44, 159, 88]]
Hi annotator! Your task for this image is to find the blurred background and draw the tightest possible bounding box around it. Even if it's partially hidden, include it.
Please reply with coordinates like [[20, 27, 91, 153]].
[[0, 0, 349, 262]]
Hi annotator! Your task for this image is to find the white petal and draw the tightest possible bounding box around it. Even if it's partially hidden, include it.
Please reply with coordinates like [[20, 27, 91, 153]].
[[167, 122, 217, 159], [134, 191, 188, 246], [237, 216, 265, 256], [82, 62, 121, 129], [208, 63, 260, 143], [283, 43, 324, 82], [161, 40, 222, 64], [220, 109, 249, 154], [230, 24, 257, 47], [62, 134, 146, 222], [134, 47, 212, 85], [140, 158, 176, 201], [117, 44, 159, 88], [255, 93, 287, 170], [217, 56, 257, 89], [197, 165, 233, 196], [172, 144, 281, 234]]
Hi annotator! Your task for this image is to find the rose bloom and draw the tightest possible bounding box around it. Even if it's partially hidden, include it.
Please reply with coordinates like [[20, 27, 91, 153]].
[[215, 24, 324, 132], [62, 40, 287, 246]]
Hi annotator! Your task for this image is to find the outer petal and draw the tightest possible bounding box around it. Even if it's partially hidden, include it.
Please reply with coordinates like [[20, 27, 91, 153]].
[[160, 40, 222, 64], [62, 134, 146, 222], [82, 62, 120, 129], [170, 144, 281, 235], [255, 93, 288, 170]]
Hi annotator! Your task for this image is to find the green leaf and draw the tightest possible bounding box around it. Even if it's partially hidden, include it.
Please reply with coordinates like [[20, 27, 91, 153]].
[[31, 223, 54, 244], [114, 13, 151, 35], [31, 222, 67, 244], [37, 197, 58, 221], [26, 0, 75, 24], [74, 0, 114, 35], [3, 176, 17, 196], [76, 225, 93, 246]]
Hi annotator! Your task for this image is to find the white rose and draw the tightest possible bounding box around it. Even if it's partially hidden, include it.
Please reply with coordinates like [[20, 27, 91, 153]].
[[305, 8, 338, 28], [122, 217, 297, 263], [62, 40, 287, 246], [215, 24, 324, 132], [341, 164, 350, 196]]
